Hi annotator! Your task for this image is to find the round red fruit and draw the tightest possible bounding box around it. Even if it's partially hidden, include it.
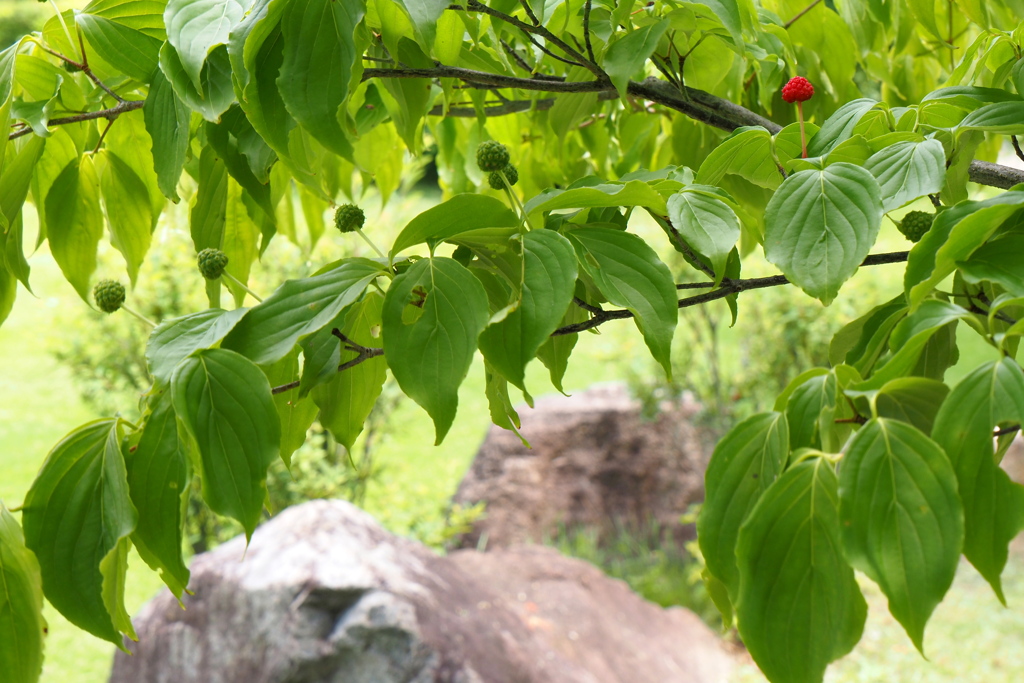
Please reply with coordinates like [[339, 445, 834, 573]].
[[782, 77, 814, 103]]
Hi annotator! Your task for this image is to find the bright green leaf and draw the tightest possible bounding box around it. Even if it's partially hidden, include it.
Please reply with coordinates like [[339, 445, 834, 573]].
[[604, 19, 670, 98], [99, 151, 153, 285], [46, 156, 104, 303], [390, 193, 519, 257], [171, 348, 281, 538], [146, 308, 247, 384], [0, 503, 46, 683]]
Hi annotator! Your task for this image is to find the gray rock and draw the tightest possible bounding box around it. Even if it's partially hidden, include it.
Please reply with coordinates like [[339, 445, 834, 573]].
[[453, 383, 711, 549], [110, 500, 733, 683]]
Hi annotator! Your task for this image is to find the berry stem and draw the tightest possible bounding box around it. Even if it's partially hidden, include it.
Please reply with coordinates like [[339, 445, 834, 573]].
[[221, 272, 264, 303], [499, 169, 534, 231], [122, 304, 156, 328], [355, 227, 387, 260], [797, 101, 807, 159]]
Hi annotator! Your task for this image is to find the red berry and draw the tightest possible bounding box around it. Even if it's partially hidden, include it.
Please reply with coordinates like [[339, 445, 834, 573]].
[[782, 77, 814, 103]]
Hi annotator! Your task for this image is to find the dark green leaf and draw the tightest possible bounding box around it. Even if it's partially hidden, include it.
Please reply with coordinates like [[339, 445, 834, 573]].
[[478, 230, 578, 394], [764, 163, 883, 304], [667, 186, 741, 284], [931, 359, 1024, 603], [312, 292, 387, 452], [806, 99, 878, 157], [221, 258, 384, 365], [958, 101, 1024, 135], [22, 419, 138, 647], [567, 226, 678, 377], [278, 0, 364, 157], [864, 139, 946, 212], [905, 192, 1024, 310], [536, 302, 588, 394], [143, 68, 190, 202], [262, 348, 319, 466], [736, 457, 867, 683], [604, 19, 670, 98], [171, 349, 281, 538], [159, 41, 235, 123], [127, 391, 190, 599], [839, 418, 963, 651], [390, 194, 520, 258], [958, 234, 1024, 296], [382, 257, 490, 444], [785, 372, 837, 451], [189, 145, 229, 253], [698, 412, 788, 601], [0, 503, 46, 683]]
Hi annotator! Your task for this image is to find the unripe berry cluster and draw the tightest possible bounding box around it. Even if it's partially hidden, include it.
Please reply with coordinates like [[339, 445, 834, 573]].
[[197, 248, 229, 279], [476, 140, 510, 172], [898, 211, 935, 243], [93, 279, 126, 314], [334, 204, 366, 233], [488, 164, 519, 190]]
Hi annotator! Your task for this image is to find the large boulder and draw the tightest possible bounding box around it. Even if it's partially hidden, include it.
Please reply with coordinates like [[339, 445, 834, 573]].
[[110, 500, 734, 683], [453, 383, 711, 549]]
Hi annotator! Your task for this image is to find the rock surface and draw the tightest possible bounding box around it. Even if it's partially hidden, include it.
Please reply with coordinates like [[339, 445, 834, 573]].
[[453, 383, 711, 549], [110, 500, 734, 683]]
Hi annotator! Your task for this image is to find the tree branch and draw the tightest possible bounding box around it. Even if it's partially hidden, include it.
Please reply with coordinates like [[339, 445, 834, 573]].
[[270, 330, 383, 395], [8, 99, 143, 140], [551, 251, 910, 336], [784, 0, 823, 29]]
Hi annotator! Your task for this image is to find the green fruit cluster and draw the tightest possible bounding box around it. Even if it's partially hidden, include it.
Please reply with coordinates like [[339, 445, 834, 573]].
[[93, 279, 126, 314], [476, 140, 510, 172], [197, 248, 229, 279], [334, 204, 366, 233], [488, 164, 519, 190], [898, 211, 934, 243]]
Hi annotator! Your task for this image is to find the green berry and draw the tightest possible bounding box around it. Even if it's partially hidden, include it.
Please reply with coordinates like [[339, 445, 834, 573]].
[[197, 248, 229, 279], [94, 279, 126, 314], [898, 211, 934, 243], [63, 62, 84, 74], [334, 204, 366, 233], [488, 164, 519, 190], [476, 140, 510, 172]]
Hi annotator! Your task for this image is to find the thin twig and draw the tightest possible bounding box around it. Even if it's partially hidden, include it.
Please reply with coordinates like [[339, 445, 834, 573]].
[[995, 425, 1021, 437], [8, 99, 143, 140], [553, 251, 910, 336], [92, 117, 115, 153], [1013, 136, 1024, 165], [500, 38, 534, 73], [271, 331, 384, 395], [783, 0, 823, 29], [583, 0, 596, 64]]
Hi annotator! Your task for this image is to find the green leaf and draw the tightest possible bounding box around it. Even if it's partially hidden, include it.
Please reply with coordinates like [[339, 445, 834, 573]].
[[667, 185, 741, 284], [382, 257, 490, 444], [0, 503, 46, 683], [221, 258, 384, 365], [957, 101, 1024, 135], [806, 99, 878, 157], [786, 372, 837, 451], [312, 292, 387, 452], [76, 0, 165, 82], [46, 156, 104, 303], [165, 0, 246, 93], [764, 163, 883, 304], [297, 310, 346, 398], [478, 230, 578, 393], [698, 412, 788, 601], [390, 194, 520, 258], [856, 300, 975, 390], [396, 0, 449, 49], [484, 362, 526, 444], [567, 226, 678, 377], [864, 139, 946, 212], [525, 180, 669, 221], [695, 126, 781, 190], [536, 303, 588, 394], [143, 68, 190, 201], [22, 419, 138, 647], [958, 234, 1024, 296], [127, 391, 190, 600], [261, 348, 319, 466], [838, 418, 963, 652], [905, 192, 1024, 310], [278, 0, 365, 157], [171, 348, 281, 538], [604, 19, 670, 98], [931, 359, 1024, 603], [146, 308, 247, 384], [99, 151, 153, 285], [736, 457, 867, 683], [852, 377, 950, 434], [159, 40, 236, 123]]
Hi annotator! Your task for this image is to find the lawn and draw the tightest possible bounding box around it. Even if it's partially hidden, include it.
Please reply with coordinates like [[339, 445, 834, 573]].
[[2, 192, 1022, 682]]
